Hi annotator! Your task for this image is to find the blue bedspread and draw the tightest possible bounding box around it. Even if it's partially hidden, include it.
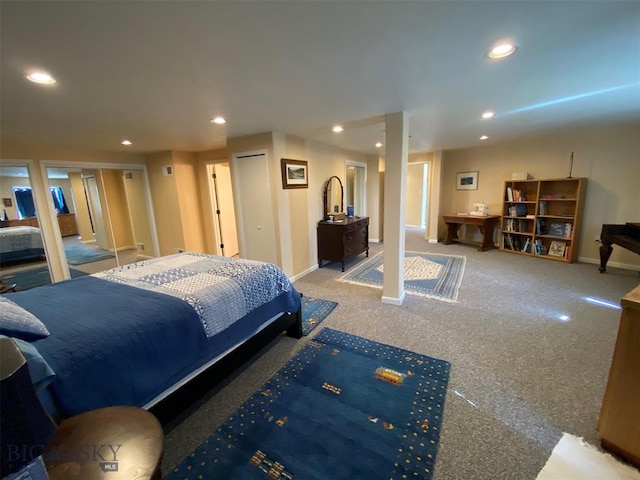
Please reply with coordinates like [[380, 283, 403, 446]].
[[9, 274, 300, 418]]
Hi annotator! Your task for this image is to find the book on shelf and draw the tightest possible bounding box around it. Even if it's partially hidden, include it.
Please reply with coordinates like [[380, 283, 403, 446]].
[[547, 222, 565, 237], [506, 187, 513, 202], [534, 239, 547, 255], [539, 200, 547, 215], [548, 240, 567, 257], [515, 204, 528, 216], [563, 222, 572, 238], [521, 237, 531, 253]]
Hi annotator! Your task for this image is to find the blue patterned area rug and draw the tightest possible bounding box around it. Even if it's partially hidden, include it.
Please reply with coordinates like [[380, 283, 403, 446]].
[[166, 328, 450, 480], [64, 246, 115, 265], [301, 296, 338, 335], [338, 251, 466, 302], [1, 266, 87, 291]]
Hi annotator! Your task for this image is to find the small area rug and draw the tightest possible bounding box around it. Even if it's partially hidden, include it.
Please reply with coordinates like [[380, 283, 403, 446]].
[[64, 246, 115, 265], [338, 251, 466, 302], [1, 266, 87, 291], [301, 296, 338, 335], [166, 327, 450, 480]]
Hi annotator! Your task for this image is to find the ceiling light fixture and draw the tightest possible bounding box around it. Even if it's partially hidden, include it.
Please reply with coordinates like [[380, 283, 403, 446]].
[[487, 43, 517, 59], [481, 111, 495, 119], [25, 70, 56, 85], [121, 140, 132, 146], [211, 116, 226, 124], [332, 125, 344, 133], [480, 135, 489, 140], [375, 142, 383, 148]]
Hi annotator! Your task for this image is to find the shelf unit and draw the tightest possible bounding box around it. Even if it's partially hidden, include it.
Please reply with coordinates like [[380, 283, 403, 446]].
[[500, 178, 587, 263]]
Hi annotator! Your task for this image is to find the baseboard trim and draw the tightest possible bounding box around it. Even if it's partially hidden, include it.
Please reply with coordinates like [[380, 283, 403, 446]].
[[578, 256, 640, 271], [290, 263, 318, 282], [369, 238, 381, 244], [381, 291, 406, 306], [428, 239, 438, 244]]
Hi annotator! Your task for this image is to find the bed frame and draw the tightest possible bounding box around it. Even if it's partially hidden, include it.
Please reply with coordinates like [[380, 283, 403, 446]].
[[150, 303, 302, 425]]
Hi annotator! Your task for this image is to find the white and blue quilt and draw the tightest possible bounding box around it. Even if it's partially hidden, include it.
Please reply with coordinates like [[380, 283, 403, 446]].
[[93, 253, 293, 337]]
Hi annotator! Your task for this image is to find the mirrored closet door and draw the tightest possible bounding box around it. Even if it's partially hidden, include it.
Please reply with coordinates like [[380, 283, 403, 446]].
[[0, 165, 52, 291]]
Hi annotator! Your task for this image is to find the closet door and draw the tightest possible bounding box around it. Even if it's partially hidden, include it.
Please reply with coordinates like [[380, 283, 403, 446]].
[[232, 152, 277, 264]]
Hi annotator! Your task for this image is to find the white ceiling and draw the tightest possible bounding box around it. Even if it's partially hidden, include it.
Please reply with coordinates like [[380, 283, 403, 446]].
[[1, 1, 639, 157]]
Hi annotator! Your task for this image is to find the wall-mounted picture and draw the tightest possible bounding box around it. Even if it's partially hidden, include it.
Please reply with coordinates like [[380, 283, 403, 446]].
[[456, 171, 478, 190], [2, 198, 12, 207], [281, 158, 308, 189]]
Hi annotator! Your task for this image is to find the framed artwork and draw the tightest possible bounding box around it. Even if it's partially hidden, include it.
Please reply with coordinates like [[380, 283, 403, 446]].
[[2, 198, 12, 207], [456, 171, 478, 190], [281, 158, 308, 189]]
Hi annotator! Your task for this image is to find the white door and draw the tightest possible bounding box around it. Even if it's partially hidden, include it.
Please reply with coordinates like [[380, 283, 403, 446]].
[[210, 163, 239, 257], [84, 176, 109, 249], [232, 153, 277, 263]]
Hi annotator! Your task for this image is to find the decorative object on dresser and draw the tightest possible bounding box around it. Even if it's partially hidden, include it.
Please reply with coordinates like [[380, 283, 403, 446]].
[[499, 178, 587, 263], [317, 216, 369, 271]]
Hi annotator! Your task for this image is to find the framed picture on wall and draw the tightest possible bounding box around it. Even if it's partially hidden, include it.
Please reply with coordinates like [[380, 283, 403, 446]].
[[281, 158, 308, 189], [456, 171, 478, 190], [2, 198, 12, 207]]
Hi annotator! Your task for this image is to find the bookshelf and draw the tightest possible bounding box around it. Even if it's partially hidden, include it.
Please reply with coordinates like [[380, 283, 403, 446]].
[[500, 178, 587, 263]]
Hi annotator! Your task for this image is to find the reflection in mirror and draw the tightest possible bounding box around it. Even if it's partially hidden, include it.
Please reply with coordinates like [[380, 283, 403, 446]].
[[345, 162, 367, 217], [323, 176, 343, 218], [0, 165, 52, 291], [47, 166, 155, 276]]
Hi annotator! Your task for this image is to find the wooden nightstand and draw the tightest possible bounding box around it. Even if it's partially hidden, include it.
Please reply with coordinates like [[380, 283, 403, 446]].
[[44, 406, 163, 480]]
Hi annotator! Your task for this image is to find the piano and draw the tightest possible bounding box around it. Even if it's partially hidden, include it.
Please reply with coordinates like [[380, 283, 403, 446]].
[[599, 223, 640, 273]]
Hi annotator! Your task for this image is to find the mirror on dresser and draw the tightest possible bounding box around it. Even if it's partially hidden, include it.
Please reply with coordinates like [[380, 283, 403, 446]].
[[323, 176, 344, 219], [317, 175, 369, 271]]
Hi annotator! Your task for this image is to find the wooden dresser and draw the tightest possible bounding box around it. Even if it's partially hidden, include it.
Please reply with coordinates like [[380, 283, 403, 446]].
[[317, 216, 369, 271], [8, 213, 78, 237], [598, 283, 640, 467]]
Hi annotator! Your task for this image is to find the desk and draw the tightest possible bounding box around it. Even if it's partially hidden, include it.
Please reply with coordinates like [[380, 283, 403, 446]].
[[442, 214, 500, 251]]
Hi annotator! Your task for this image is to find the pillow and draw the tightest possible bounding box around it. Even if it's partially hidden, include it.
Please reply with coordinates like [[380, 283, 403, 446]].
[[0, 296, 50, 341], [0, 335, 56, 392]]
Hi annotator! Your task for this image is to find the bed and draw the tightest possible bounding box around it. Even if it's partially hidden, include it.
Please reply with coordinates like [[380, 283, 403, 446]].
[[1, 252, 302, 422], [0, 225, 45, 264]]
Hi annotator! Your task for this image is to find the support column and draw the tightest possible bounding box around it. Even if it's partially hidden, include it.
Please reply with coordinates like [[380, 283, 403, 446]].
[[381, 112, 409, 305]]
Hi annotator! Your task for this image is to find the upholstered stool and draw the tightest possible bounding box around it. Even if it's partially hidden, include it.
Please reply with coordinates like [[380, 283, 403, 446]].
[[44, 406, 163, 480]]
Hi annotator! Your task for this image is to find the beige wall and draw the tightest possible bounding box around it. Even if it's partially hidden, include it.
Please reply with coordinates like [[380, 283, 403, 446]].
[[97, 169, 135, 250], [441, 122, 640, 268], [146, 152, 184, 256], [123, 170, 155, 257], [173, 151, 206, 253]]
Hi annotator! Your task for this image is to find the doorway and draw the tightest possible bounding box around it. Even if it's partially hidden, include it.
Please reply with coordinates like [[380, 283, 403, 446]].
[[207, 163, 239, 257], [345, 160, 367, 217], [406, 163, 429, 228]]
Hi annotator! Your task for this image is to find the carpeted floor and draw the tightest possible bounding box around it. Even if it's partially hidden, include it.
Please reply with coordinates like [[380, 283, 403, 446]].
[[0, 265, 87, 291], [338, 251, 466, 302], [64, 246, 115, 265], [165, 327, 450, 480], [162, 228, 640, 480], [301, 296, 338, 335]]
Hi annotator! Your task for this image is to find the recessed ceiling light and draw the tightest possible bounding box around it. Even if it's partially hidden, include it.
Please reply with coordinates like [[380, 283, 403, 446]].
[[480, 135, 489, 140], [481, 111, 495, 119], [25, 70, 56, 85], [211, 116, 226, 124], [487, 43, 517, 59], [121, 140, 132, 146], [375, 142, 383, 148], [332, 125, 344, 133]]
